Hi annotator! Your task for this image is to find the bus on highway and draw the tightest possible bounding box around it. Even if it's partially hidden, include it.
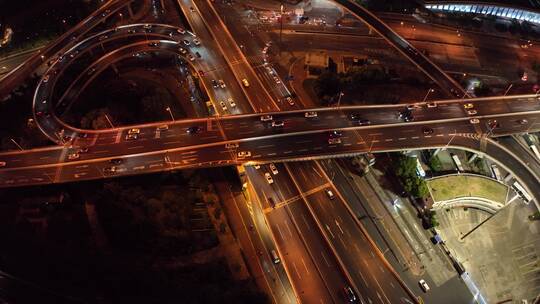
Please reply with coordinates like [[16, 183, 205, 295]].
[[530, 145, 540, 160], [450, 153, 464, 172], [206, 101, 216, 116], [512, 181, 532, 204], [490, 164, 502, 181]]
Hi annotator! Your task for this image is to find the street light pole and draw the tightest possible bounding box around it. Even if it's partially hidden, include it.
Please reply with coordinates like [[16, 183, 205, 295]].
[[166, 106, 175, 121], [104, 114, 115, 129], [422, 88, 434, 102], [336, 91, 344, 108], [279, 2, 284, 55], [503, 83, 513, 96], [10, 138, 23, 151]]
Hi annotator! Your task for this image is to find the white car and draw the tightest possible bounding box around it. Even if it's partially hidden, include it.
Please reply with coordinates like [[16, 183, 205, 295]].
[[470, 118, 480, 124], [260, 115, 273, 122], [187, 54, 195, 61], [269, 163, 278, 175], [325, 189, 335, 199], [218, 79, 226, 88], [177, 28, 186, 34], [286, 96, 294, 106], [178, 47, 187, 54], [193, 38, 201, 46], [273, 76, 281, 84], [254, 164, 261, 169], [219, 101, 228, 112], [42, 75, 49, 83], [238, 151, 251, 159], [426, 102, 437, 108], [67, 153, 80, 160], [128, 128, 140, 134], [305, 111, 318, 118], [225, 143, 239, 149], [228, 97, 236, 107], [328, 138, 342, 145], [265, 172, 274, 184], [464, 103, 474, 109], [467, 109, 477, 115], [418, 279, 430, 292]]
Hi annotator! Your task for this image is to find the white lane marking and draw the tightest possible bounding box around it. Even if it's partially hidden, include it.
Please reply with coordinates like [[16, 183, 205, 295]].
[[292, 262, 302, 279], [284, 220, 293, 237], [335, 219, 344, 235], [276, 223, 285, 241], [398, 137, 406, 140], [301, 258, 310, 275], [114, 130, 122, 143], [321, 251, 331, 267], [133, 166, 145, 170], [127, 145, 144, 150], [149, 163, 163, 169], [385, 139, 393, 142], [267, 153, 277, 156], [164, 141, 182, 145], [301, 214, 311, 231], [325, 224, 335, 238], [358, 270, 369, 287], [411, 136, 420, 139]]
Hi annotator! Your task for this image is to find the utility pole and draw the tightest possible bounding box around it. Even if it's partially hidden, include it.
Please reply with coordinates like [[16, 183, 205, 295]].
[[279, 2, 284, 55], [104, 114, 115, 129], [422, 88, 434, 102], [166, 107, 175, 121], [10, 138, 23, 151]]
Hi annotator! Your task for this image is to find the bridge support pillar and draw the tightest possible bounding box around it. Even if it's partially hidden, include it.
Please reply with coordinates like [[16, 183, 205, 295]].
[[111, 63, 119, 75], [127, 3, 134, 18], [467, 153, 478, 163]]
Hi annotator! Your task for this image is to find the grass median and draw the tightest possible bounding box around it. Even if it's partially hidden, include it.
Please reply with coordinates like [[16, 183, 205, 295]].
[[427, 175, 508, 203]]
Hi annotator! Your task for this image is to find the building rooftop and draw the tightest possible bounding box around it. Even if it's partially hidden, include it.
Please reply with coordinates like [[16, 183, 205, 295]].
[[422, 0, 540, 10]]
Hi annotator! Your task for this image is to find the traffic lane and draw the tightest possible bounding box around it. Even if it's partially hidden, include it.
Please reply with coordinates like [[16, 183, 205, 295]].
[[249, 166, 339, 303], [244, 174, 298, 304], [248, 169, 335, 304], [266, 204, 335, 304], [212, 3, 291, 105], [36, 40, 206, 141], [192, 0, 278, 111], [0, 124, 523, 188], [284, 199, 351, 304], [0, 0, 137, 97], [305, 188, 412, 304], [281, 161, 327, 191], [179, 0, 253, 115], [0, 117, 478, 172], [333, 0, 465, 98]]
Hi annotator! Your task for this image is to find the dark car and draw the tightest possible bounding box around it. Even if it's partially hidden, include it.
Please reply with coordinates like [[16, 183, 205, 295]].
[[187, 126, 203, 134], [349, 113, 362, 121], [329, 130, 343, 138], [358, 119, 371, 126], [422, 127, 434, 135], [400, 109, 413, 122], [211, 79, 219, 88], [343, 286, 357, 302], [109, 158, 123, 165]]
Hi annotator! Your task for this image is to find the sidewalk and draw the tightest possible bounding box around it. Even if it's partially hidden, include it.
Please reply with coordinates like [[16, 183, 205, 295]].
[[366, 168, 456, 286]]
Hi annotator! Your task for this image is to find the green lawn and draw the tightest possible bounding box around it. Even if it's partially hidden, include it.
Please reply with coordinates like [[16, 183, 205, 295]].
[[427, 175, 508, 203]]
